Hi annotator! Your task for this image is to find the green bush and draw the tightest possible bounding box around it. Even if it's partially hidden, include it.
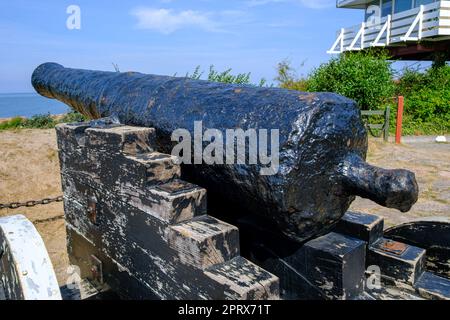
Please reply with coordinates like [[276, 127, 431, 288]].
[[307, 51, 395, 110], [23, 113, 56, 129], [0, 117, 25, 130], [276, 55, 449, 135], [60, 110, 88, 123], [396, 65, 450, 135], [0, 114, 55, 130]]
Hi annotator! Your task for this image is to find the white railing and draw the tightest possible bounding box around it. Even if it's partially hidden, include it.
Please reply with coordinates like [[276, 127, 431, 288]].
[[328, 1, 450, 54]]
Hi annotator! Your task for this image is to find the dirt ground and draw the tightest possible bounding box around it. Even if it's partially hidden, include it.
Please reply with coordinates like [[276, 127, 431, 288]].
[[0, 129, 68, 285], [0, 129, 449, 285]]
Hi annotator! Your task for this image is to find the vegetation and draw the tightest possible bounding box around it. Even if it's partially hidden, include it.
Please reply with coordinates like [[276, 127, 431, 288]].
[[0, 117, 26, 130], [186, 65, 267, 86], [60, 110, 88, 123], [308, 51, 395, 111], [23, 113, 57, 129], [277, 51, 395, 110], [395, 65, 450, 135], [0, 111, 88, 131], [275, 60, 309, 92], [276, 51, 449, 135]]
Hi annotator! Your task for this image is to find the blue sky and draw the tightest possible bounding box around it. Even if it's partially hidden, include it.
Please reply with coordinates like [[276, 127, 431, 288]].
[[0, 0, 367, 93]]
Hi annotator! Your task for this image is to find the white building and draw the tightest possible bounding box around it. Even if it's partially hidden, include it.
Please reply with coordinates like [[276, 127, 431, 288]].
[[328, 0, 450, 60]]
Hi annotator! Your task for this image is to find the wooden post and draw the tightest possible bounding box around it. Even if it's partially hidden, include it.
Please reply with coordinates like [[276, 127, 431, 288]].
[[384, 106, 390, 142], [396, 96, 404, 144]]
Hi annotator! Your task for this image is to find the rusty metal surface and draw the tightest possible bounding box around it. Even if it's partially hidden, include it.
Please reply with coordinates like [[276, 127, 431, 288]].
[[377, 239, 409, 256], [87, 196, 97, 225], [0, 195, 63, 210], [90, 255, 103, 285], [385, 218, 450, 279], [32, 63, 419, 243]]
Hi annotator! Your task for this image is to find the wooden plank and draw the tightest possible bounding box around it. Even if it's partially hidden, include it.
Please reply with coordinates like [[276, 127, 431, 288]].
[[438, 28, 450, 35], [57, 123, 207, 224], [300, 232, 366, 300], [384, 106, 391, 142], [368, 238, 426, 286], [415, 272, 450, 300], [168, 216, 240, 269], [361, 110, 384, 116], [59, 122, 280, 300], [334, 211, 384, 245], [361, 108, 390, 140]]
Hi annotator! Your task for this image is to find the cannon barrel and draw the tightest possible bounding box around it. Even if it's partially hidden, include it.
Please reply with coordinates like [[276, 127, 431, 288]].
[[32, 62, 419, 242]]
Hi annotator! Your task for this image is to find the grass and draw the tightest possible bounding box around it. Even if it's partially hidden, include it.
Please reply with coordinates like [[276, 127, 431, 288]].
[[0, 111, 88, 131], [362, 107, 449, 137], [0, 117, 25, 130], [60, 111, 87, 123], [46, 149, 58, 161]]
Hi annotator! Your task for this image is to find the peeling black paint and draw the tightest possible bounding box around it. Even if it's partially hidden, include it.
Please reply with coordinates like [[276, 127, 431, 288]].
[[57, 122, 279, 300]]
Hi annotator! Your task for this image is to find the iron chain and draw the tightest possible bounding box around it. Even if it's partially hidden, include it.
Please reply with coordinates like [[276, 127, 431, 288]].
[[0, 195, 64, 210]]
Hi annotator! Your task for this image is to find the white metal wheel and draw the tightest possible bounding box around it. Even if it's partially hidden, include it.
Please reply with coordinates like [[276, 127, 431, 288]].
[[0, 214, 61, 300]]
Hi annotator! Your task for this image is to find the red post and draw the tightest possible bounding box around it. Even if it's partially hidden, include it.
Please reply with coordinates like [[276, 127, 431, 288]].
[[396, 96, 404, 144]]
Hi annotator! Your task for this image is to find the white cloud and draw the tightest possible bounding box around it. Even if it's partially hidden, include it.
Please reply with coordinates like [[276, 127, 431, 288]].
[[130, 8, 218, 34]]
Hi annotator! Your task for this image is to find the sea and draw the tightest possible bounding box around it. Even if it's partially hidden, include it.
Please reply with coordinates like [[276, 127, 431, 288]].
[[0, 93, 70, 118]]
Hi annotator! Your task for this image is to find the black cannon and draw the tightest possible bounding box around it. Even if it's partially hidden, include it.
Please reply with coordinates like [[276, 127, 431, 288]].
[[32, 62, 418, 243]]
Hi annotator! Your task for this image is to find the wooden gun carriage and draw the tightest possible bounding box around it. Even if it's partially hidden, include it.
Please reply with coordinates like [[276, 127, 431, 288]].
[[0, 64, 449, 300]]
